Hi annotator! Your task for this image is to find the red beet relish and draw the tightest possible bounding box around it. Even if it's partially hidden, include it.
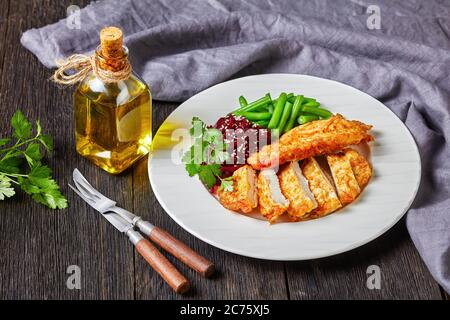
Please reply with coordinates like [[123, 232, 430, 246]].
[[211, 113, 271, 177]]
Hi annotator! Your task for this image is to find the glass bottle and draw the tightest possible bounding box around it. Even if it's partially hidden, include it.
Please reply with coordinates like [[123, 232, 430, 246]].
[[73, 27, 152, 174]]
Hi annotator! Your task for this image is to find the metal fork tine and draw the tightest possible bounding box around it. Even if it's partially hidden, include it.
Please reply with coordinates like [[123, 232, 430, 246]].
[[71, 180, 112, 212], [73, 169, 98, 195], [73, 168, 91, 185], [72, 178, 97, 202], [68, 184, 95, 206], [71, 169, 117, 212], [73, 169, 107, 200], [69, 184, 130, 232]]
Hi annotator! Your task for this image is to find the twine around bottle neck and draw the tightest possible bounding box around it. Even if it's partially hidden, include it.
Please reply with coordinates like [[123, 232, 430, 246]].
[[52, 47, 132, 85]]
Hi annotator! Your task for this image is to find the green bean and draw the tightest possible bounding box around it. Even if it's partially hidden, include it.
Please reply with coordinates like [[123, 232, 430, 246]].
[[272, 93, 294, 106], [239, 96, 248, 108], [254, 120, 269, 127], [284, 95, 304, 133], [303, 97, 317, 104], [287, 94, 298, 104], [268, 92, 287, 129], [298, 114, 320, 125], [274, 94, 316, 105], [277, 101, 293, 133], [268, 105, 274, 113], [301, 106, 332, 118], [240, 112, 272, 121], [234, 93, 272, 114], [249, 105, 269, 113], [303, 101, 320, 108]]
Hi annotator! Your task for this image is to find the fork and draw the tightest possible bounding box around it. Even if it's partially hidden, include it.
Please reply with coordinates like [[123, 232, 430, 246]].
[[69, 169, 215, 292]]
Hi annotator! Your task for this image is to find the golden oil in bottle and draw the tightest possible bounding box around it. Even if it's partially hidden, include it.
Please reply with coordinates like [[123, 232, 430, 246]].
[[73, 27, 152, 174]]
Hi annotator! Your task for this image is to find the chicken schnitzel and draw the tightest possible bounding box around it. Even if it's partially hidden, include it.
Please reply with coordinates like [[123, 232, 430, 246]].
[[247, 114, 373, 170]]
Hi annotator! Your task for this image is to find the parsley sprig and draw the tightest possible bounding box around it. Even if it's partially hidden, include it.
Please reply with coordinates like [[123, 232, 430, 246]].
[[0, 110, 68, 209], [182, 117, 233, 191]]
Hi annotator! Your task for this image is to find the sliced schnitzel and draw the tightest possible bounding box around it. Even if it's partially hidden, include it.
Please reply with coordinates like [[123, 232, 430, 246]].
[[257, 169, 289, 223], [326, 152, 361, 205], [247, 114, 373, 170], [218, 165, 258, 213], [278, 161, 317, 219], [343, 148, 372, 188], [301, 157, 342, 217]]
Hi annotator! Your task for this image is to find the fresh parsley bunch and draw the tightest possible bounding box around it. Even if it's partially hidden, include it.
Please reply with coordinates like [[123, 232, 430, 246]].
[[0, 110, 68, 209], [182, 117, 233, 191]]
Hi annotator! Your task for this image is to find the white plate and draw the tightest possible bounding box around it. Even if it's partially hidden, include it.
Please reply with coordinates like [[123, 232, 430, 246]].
[[148, 74, 421, 260]]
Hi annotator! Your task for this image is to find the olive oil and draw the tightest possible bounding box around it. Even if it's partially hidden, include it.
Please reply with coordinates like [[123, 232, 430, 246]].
[[72, 27, 152, 174], [74, 74, 152, 174]]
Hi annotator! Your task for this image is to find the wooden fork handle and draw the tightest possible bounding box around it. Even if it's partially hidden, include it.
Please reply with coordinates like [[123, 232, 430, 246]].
[[149, 227, 215, 278], [128, 230, 189, 294]]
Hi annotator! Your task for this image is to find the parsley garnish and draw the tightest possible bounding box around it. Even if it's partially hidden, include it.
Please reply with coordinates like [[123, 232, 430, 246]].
[[182, 117, 233, 191], [0, 110, 68, 209], [218, 176, 234, 192]]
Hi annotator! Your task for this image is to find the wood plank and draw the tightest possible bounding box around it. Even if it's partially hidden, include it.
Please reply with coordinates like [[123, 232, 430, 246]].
[[443, 288, 449, 300], [286, 219, 443, 299], [132, 101, 288, 299], [0, 0, 134, 299], [0, 0, 10, 73]]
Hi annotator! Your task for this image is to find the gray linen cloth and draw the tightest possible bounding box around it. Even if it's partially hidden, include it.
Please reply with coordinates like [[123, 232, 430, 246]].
[[21, 0, 450, 293]]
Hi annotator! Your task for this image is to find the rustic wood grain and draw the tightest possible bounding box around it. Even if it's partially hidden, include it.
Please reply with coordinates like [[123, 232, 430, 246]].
[[135, 238, 190, 294], [0, 0, 134, 300], [148, 227, 215, 278], [0, 0, 445, 300], [443, 288, 450, 300], [285, 219, 442, 299]]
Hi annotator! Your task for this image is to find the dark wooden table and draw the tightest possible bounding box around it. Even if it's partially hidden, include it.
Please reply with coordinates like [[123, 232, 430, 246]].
[[0, 0, 447, 300]]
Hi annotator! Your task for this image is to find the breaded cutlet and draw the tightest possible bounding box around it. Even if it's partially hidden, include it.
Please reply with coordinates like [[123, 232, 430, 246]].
[[257, 169, 289, 223], [343, 148, 372, 188], [218, 165, 257, 213], [247, 114, 373, 170], [301, 157, 342, 217], [326, 152, 361, 205], [278, 161, 317, 219]]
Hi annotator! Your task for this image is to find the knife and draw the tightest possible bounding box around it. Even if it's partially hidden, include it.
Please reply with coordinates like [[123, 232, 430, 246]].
[[70, 169, 215, 278], [69, 169, 215, 293]]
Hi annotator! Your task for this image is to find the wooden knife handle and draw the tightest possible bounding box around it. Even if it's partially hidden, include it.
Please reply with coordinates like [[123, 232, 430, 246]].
[[135, 238, 190, 294], [149, 227, 215, 278]]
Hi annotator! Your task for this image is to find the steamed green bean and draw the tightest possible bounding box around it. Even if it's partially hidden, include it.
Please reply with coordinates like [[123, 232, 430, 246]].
[[254, 120, 269, 127], [236, 91, 333, 131], [284, 95, 304, 132], [239, 96, 248, 107], [240, 112, 272, 121], [303, 97, 317, 104], [273, 93, 294, 106], [234, 94, 271, 114], [301, 106, 332, 118], [303, 101, 320, 108], [277, 101, 293, 132], [268, 92, 287, 129], [298, 114, 320, 124]]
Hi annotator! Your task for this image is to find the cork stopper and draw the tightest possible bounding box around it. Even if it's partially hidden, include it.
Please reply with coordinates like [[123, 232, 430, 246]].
[[100, 26, 124, 59]]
